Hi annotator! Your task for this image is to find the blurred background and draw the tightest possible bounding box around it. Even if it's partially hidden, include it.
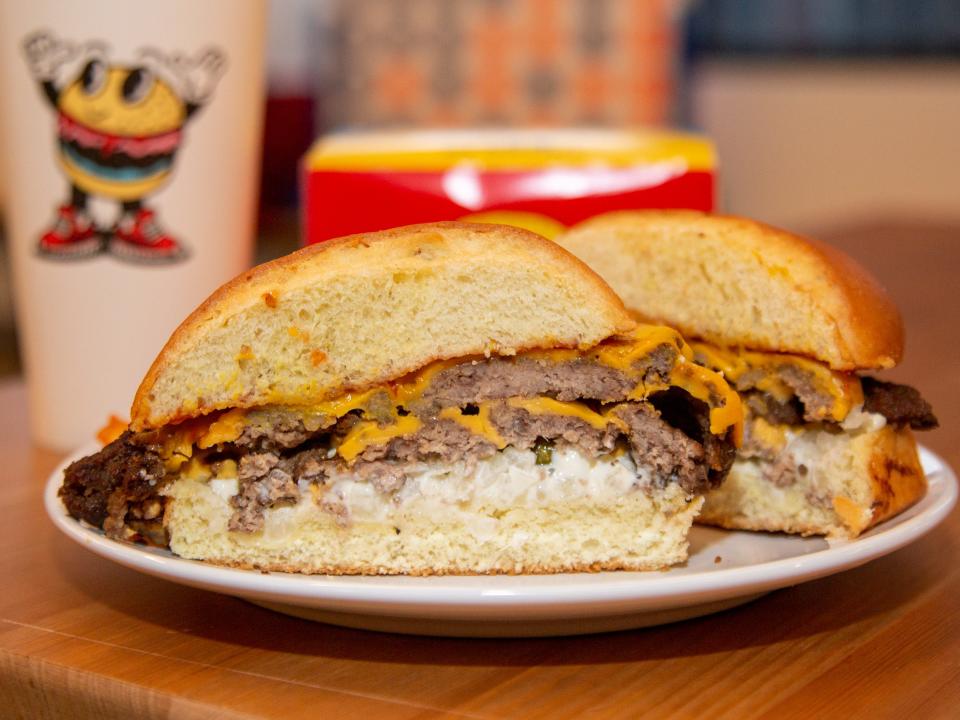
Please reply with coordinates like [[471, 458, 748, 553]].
[[1, 0, 958, 376]]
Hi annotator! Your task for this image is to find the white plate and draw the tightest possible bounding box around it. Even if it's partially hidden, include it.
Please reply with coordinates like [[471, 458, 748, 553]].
[[45, 444, 957, 637]]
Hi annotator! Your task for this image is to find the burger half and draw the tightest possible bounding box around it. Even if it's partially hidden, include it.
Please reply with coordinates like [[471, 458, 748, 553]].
[[558, 211, 937, 538], [61, 222, 742, 574]]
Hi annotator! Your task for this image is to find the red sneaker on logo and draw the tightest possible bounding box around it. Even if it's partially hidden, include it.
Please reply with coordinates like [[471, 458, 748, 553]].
[[38, 204, 101, 258], [109, 209, 187, 263]]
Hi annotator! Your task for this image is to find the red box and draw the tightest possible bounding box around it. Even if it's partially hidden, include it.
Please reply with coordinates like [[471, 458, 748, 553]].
[[302, 129, 716, 243]]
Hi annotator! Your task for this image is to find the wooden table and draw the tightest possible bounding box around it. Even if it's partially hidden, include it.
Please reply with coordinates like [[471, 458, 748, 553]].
[[2, 221, 958, 719]]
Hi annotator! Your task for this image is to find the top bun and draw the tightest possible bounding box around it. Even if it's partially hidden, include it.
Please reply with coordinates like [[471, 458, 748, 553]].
[[131, 222, 633, 430], [557, 211, 903, 371]]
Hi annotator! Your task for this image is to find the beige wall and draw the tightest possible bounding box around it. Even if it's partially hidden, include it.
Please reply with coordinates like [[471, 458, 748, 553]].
[[690, 60, 960, 230]]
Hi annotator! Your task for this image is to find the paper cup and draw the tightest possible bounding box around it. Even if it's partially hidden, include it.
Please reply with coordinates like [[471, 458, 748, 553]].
[[0, 0, 267, 450]]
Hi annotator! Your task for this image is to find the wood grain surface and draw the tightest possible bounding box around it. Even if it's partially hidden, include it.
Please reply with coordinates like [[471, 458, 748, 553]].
[[1, 221, 958, 719]]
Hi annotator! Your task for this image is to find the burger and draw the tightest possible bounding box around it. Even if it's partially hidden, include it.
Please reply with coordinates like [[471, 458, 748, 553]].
[[60, 222, 742, 574], [557, 211, 937, 538]]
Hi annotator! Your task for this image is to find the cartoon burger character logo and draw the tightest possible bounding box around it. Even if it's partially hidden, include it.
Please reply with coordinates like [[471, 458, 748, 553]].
[[22, 31, 226, 263]]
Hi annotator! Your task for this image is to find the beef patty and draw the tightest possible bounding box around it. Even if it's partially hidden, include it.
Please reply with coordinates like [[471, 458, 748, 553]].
[[861, 377, 938, 430], [746, 377, 937, 430], [60, 349, 735, 540]]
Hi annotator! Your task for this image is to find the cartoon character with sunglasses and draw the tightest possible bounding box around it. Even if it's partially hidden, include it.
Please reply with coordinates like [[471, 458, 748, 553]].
[[23, 31, 225, 262]]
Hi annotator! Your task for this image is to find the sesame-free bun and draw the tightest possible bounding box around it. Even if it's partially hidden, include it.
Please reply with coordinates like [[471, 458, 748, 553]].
[[164, 460, 702, 575], [131, 222, 633, 430], [557, 211, 904, 371], [698, 423, 925, 538]]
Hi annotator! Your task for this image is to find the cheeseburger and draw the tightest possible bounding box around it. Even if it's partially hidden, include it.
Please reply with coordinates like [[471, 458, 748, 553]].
[[558, 211, 937, 538], [61, 222, 742, 574]]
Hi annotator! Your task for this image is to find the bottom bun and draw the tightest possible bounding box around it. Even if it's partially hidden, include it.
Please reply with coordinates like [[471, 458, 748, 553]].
[[697, 414, 926, 538], [163, 446, 703, 575]]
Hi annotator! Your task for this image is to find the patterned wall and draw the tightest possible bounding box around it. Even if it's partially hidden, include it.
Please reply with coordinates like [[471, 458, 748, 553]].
[[322, 0, 678, 128]]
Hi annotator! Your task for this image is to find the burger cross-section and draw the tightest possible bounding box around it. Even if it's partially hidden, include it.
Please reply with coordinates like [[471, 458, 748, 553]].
[[61, 222, 742, 575]]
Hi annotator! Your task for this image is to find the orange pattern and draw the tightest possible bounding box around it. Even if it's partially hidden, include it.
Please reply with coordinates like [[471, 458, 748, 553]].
[[528, 0, 560, 63], [333, 0, 676, 127], [374, 56, 424, 116], [575, 61, 610, 115], [470, 8, 512, 112]]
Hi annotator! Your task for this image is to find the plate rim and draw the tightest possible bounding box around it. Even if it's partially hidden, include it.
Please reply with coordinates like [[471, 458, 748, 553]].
[[44, 443, 958, 611]]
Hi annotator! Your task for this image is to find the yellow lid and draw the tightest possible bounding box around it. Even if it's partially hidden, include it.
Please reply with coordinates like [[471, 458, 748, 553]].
[[305, 128, 716, 172]]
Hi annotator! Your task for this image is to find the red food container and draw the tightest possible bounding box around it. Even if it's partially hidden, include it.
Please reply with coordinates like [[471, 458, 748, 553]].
[[302, 129, 716, 243]]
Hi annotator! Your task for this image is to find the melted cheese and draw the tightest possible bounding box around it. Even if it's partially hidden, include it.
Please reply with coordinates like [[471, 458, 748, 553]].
[[171, 454, 237, 483], [668, 359, 744, 441], [313, 389, 379, 419], [197, 408, 248, 449], [523, 347, 581, 364], [591, 324, 688, 371], [520, 325, 739, 440], [506, 397, 626, 433], [214, 458, 238, 479], [690, 341, 862, 422], [748, 416, 788, 455], [337, 415, 422, 462], [388, 358, 465, 405], [161, 418, 213, 471], [524, 324, 686, 370], [182, 456, 213, 481], [439, 404, 507, 448], [156, 324, 744, 466]]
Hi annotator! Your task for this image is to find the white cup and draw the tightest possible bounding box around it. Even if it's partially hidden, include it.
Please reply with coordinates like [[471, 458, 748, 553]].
[[0, 0, 267, 450]]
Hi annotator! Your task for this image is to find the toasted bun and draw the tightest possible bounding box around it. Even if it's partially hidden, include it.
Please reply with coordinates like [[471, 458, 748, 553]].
[[132, 222, 632, 430], [697, 422, 926, 538], [164, 463, 701, 574], [557, 211, 904, 371]]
